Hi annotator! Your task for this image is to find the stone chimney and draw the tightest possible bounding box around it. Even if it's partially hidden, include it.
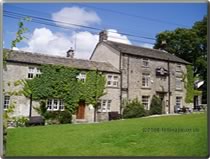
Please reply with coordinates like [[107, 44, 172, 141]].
[[66, 48, 74, 58], [99, 30, 108, 42]]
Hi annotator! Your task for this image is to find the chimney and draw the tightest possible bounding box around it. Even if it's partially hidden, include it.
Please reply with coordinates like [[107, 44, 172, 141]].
[[99, 30, 108, 42], [66, 48, 74, 58]]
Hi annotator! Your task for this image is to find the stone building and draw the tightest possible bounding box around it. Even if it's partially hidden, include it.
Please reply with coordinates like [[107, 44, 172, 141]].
[[3, 49, 120, 123], [90, 31, 190, 114], [3, 31, 191, 123]]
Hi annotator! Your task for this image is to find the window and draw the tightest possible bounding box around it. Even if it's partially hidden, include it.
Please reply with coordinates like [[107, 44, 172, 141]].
[[4, 96, 10, 110], [107, 75, 119, 87], [142, 58, 149, 67], [142, 96, 150, 110], [28, 67, 35, 79], [47, 99, 64, 111], [36, 68, 42, 77], [59, 100, 64, 111], [142, 73, 150, 87], [98, 100, 112, 112], [28, 67, 42, 79], [176, 78, 182, 89], [77, 72, 86, 82], [176, 97, 182, 108], [176, 64, 182, 72]]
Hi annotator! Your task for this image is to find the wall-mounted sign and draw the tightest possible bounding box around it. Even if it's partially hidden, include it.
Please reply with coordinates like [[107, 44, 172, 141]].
[[156, 67, 168, 76]]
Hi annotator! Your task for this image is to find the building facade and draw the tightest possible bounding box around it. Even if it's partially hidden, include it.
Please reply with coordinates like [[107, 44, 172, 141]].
[[3, 31, 191, 123], [3, 49, 120, 123], [90, 31, 191, 114]]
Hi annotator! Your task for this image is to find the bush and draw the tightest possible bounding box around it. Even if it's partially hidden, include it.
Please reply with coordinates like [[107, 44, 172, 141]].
[[123, 98, 146, 119], [35, 101, 72, 124], [150, 95, 162, 115], [13, 116, 29, 127], [57, 111, 72, 124]]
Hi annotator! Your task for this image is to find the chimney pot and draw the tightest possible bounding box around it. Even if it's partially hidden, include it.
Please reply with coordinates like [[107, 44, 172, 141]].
[[66, 48, 74, 58], [99, 30, 108, 42]]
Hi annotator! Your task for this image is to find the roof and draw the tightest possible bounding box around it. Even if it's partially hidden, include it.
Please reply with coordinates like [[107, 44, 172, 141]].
[[103, 41, 190, 64], [4, 49, 119, 73]]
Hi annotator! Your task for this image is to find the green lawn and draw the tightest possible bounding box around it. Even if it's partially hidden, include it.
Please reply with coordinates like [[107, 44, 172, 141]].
[[6, 113, 208, 156]]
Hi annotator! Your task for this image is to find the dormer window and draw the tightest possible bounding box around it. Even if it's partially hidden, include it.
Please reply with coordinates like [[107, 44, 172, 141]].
[[142, 58, 149, 67]]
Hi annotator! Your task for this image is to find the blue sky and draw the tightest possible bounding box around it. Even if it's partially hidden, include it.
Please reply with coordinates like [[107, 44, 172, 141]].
[[3, 3, 207, 59]]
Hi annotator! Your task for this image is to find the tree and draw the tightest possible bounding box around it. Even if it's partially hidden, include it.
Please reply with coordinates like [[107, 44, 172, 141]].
[[154, 16, 207, 80], [3, 17, 30, 155], [154, 16, 207, 103], [149, 95, 162, 115]]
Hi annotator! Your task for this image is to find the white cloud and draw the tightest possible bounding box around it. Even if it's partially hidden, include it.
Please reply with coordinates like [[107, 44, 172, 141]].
[[52, 6, 101, 28], [20, 27, 98, 59], [18, 27, 131, 60], [140, 43, 154, 49], [12, 47, 19, 51], [107, 29, 131, 45]]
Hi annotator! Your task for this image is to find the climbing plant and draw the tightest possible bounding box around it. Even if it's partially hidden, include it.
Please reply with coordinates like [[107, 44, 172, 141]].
[[23, 64, 106, 114], [184, 65, 201, 103]]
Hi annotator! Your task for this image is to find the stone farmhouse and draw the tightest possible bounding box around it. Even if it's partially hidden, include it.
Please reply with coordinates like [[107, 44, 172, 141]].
[[90, 31, 190, 115], [3, 31, 190, 123]]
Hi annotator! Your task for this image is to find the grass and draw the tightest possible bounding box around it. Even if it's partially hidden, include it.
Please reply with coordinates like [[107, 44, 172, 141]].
[[6, 113, 208, 156]]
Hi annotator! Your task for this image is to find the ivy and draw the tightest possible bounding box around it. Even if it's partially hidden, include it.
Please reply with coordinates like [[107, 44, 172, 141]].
[[184, 65, 201, 103], [23, 64, 106, 114]]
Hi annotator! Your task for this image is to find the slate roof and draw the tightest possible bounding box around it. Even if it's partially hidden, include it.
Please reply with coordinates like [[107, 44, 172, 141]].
[[103, 41, 190, 64], [4, 49, 119, 73]]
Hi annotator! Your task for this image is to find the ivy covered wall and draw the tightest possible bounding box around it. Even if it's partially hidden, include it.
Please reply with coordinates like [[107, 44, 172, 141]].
[[23, 64, 106, 114]]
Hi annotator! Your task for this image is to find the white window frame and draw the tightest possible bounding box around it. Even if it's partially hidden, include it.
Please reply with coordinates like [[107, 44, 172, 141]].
[[107, 75, 119, 87], [28, 67, 42, 79], [176, 77, 182, 90], [98, 100, 112, 112], [28, 67, 35, 79], [36, 68, 42, 77], [77, 72, 86, 82], [176, 96, 182, 108], [142, 73, 150, 87], [47, 99, 64, 111], [142, 96, 150, 110], [4, 96, 10, 110], [142, 58, 149, 67]]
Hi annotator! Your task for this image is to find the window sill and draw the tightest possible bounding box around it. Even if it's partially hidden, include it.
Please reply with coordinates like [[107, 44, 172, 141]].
[[175, 89, 183, 91], [141, 87, 151, 90], [142, 66, 150, 68], [106, 86, 120, 89]]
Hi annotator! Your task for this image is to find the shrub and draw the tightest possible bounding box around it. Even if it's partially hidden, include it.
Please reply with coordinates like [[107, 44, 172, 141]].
[[57, 111, 72, 124], [150, 95, 162, 115], [123, 98, 146, 119], [35, 101, 72, 124], [13, 116, 29, 127]]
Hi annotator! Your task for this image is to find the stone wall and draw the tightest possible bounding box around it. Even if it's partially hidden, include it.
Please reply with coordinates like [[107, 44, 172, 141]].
[[121, 54, 188, 113]]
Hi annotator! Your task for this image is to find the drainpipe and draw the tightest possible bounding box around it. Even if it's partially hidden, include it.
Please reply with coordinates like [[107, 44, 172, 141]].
[[167, 59, 171, 114], [119, 53, 122, 117], [29, 94, 32, 118], [94, 69, 98, 122]]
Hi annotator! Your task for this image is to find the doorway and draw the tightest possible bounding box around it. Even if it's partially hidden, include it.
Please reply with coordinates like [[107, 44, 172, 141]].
[[76, 101, 85, 119]]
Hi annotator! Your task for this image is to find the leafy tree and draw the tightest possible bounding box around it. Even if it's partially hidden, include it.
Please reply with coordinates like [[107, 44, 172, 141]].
[[154, 16, 207, 80], [154, 16, 207, 103], [149, 95, 162, 115], [3, 17, 30, 155]]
